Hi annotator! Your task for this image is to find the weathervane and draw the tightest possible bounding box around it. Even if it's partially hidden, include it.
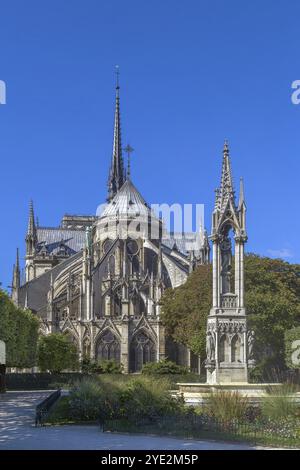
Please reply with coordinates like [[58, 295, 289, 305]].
[[124, 144, 134, 178]]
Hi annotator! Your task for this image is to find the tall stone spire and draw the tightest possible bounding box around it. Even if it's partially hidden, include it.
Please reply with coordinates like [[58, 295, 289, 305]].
[[219, 140, 235, 212], [12, 248, 20, 304], [107, 67, 125, 201], [26, 200, 37, 256]]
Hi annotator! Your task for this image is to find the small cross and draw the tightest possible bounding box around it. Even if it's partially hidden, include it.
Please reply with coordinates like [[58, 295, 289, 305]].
[[124, 144, 134, 178]]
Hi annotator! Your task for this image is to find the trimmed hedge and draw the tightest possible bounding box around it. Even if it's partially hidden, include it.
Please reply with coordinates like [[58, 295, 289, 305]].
[[0, 290, 39, 368], [6, 373, 86, 390]]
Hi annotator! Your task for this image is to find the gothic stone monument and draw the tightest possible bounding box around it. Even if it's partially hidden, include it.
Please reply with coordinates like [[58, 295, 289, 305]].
[[205, 141, 254, 384], [177, 143, 278, 403]]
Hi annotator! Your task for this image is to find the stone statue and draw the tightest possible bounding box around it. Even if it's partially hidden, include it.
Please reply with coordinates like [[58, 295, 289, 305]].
[[206, 331, 215, 363], [85, 226, 92, 254], [220, 236, 232, 294], [247, 330, 255, 360]]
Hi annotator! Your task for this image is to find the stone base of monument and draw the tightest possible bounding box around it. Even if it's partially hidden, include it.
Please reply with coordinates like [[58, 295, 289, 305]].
[[176, 382, 300, 406]]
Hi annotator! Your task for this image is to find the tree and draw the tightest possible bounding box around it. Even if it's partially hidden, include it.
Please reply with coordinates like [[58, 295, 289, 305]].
[[161, 255, 300, 374], [161, 264, 211, 361], [0, 289, 39, 368], [245, 255, 300, 371], [38, 333, 79, 373]]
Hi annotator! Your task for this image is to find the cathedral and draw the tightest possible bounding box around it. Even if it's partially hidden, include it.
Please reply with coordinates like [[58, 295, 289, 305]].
[[10, 79, 211, 373]]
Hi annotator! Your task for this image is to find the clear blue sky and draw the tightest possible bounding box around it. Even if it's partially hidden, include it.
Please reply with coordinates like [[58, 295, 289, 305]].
[[0, 0, 299, 288]]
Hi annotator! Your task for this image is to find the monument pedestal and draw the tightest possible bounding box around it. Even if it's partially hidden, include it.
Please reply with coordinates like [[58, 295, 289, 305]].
[[206, 362, 249, 385]]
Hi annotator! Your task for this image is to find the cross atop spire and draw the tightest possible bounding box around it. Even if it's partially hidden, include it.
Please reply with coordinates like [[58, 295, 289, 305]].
[[107, 66, 125, 201], [219, 140, 235, 212], [124, 144, 134, 180]]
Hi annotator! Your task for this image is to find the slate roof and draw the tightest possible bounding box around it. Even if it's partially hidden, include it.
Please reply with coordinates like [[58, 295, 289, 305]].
[[163, 232, 205, 255], [99, 179, 153, 219], [36, 227, 86, 255]]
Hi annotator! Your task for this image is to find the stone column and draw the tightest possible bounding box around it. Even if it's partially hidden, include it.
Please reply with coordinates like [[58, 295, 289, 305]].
[[91, 326, 96, 361], [187, 348, 191, 370], [121, 318, 129, 373], [235, 240, 240, 306], [157, 323, 165, 362], [212, 242, 218, 308], [240, 243, 245, 308]]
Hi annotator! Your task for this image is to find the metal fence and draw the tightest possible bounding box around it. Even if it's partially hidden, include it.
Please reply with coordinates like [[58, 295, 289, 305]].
[[102, 414, 297, 446], [35, 389, 61, 426]]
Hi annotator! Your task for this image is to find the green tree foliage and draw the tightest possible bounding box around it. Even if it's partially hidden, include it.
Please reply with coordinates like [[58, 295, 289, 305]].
[[284, 326, 300, 370], [161, 264, 211, 359], [161, 255, 300, 372], [38, 333, 79, 373], [245, 255, 300, 369], [0, 289, 39, 367]]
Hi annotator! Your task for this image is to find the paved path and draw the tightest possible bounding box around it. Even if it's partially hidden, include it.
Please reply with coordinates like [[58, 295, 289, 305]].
[[0, 391, 256, 450]]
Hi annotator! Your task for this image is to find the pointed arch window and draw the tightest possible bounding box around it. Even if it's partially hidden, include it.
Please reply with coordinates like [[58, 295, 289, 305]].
[[129, 331, 156, 372], [96, 330, 120, 364]]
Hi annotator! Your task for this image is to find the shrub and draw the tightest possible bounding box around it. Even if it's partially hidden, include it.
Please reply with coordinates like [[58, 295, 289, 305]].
[[119, 377, 184, 421], [262, 383, 299, 420], [37, 334, 79, 373], [68, 377, 122, 421], [80, 358, 102, 374], [80, 358, 122, 374], [205, 391, 248, 422], [142, 359, 188, 375], [50, 376, 185, 424], [69, 378, 104, 421], [99, 359, 123, 374]]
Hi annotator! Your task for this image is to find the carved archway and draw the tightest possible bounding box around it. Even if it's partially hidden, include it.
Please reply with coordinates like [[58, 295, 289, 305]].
[[219, 334, 227, 362], [231, 334, 242, 363]]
